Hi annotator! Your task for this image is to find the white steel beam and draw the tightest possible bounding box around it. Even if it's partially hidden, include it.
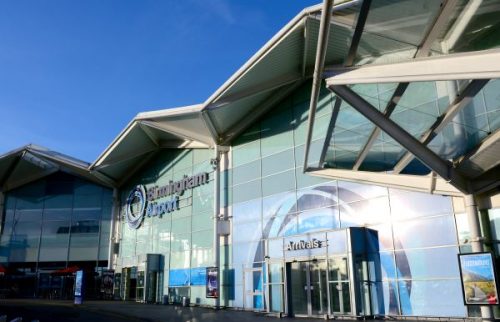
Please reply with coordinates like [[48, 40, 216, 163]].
[[416, 0, 459, 57], [308, 168, 461, 196], [304, 0, 334, 170], [326, 48, 500, 85], [158, 140, 208, 149], [139, 120, 211, 147]]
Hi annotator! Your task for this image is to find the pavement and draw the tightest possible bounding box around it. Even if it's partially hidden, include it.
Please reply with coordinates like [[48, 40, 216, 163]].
[[0, 299, 481, 322]]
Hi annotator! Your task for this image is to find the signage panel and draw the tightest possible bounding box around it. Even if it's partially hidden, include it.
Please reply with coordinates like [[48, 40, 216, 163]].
[[283, 233, 327, 259], [101, 270, 114, 297], [206, 267, 219, 298], [74, 270, 84, 304], [458, 252, 499, 305], [125, 172, 209, 229]]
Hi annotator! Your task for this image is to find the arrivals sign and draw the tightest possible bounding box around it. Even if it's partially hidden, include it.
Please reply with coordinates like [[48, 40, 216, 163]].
[[458, 252, 499, 305], [285, 238, 324, 251], [126, 172, 209, 229]]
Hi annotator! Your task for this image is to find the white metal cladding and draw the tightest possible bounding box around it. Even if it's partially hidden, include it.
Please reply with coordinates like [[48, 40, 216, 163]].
[[0, 144, 115, 191], [325, 48, 500, 85]]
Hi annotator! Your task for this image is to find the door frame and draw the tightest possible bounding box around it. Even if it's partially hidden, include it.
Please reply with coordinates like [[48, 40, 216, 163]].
[[286, 258, 329, 318], [242, 265, 265, 311]]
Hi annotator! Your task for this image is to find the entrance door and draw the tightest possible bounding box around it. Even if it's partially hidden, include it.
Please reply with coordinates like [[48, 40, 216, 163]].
[[243, 266, 264, 311], [288, 260, 328, 317]]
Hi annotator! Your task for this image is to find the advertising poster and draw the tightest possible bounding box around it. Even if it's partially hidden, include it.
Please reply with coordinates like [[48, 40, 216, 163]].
[[206, 267, 218, 298], [74, 270, 84, 304], [459, 252, 499, 305], [101, 270, 114, 296]]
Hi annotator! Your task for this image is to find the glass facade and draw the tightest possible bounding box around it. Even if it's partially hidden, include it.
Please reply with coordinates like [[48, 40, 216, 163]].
[[0, 171, 112, 298], [117, 148, 215, 305], [228, 82, 469, 317]]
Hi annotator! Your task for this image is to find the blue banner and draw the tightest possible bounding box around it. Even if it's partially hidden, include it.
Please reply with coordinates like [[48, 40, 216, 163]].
[[169, 269, 190, 286]]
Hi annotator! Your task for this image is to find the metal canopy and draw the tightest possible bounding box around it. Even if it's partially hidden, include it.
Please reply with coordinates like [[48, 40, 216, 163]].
[[316, 50, 500, 195], [91, 104, 211, 185], [0, 145, 114, 192], [201, 0, 361, 144], [302, 0, 500, 196]]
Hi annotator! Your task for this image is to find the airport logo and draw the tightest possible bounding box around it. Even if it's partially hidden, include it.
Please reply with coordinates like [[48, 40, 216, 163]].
[[126, 185, 147, 229]]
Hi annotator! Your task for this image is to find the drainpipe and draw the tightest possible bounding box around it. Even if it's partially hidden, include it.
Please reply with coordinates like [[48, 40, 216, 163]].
[[464, 194, 494, 321], [108, 188, 120, 270], [213, 145, 221, 309]]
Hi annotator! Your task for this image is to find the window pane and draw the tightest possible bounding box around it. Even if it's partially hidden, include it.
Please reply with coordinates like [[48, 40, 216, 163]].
[[395, 246, 460, 279], [393, 215, 457, 249], [233, 241, 263, 264], [15, 209, 42, 222], [43, 209, 71, 221], [398, 279, 466, 317], [191, 229, 213, 249], [261, 149, 294, 176], [262, 170, 295, 197], [232, 160, 260, 185], [232, 180, 262, 204]]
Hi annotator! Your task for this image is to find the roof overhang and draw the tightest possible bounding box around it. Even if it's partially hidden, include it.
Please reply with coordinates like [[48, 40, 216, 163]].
[[0, 145, 115, 192], [200, 0, 359, 144], [91, 104, 212, 186]]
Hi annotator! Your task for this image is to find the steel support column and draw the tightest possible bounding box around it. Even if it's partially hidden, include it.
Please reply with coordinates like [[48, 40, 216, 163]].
[[108, 188, 120, 270], [329, 84, 470, 193], [464, 194, 494, 320], [213, 145, 221, 309], [303, 0, 334, 170]]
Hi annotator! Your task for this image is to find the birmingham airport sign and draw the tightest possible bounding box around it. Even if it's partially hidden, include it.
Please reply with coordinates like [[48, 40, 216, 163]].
[[126, 172, 209, 229]]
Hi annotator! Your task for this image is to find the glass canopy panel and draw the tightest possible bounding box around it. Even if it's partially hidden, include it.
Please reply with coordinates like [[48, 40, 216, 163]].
[[428, 79, 500, 161], [359, 131, 408, 172], [323, 84, 398, 169], [354, 0, 443, 65], [389, 81, 450, 138], [429, 0, 500, 55]]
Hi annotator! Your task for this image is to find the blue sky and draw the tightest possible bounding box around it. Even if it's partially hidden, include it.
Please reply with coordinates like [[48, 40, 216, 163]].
[[0, 0, 318, 162]]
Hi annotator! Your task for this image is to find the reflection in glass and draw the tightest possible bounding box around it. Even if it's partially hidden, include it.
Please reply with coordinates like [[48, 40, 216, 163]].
[[269, 284, 284, 312], [395, 247, 460, 280], [328, 257, 348, 281], [329, 282, 351, 314], [398, 279, 466, 317], [392, 215, 457, 249]]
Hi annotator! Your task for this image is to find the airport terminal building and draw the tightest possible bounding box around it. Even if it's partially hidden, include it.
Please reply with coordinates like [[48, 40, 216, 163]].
[[1, 0, 500, 320]]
